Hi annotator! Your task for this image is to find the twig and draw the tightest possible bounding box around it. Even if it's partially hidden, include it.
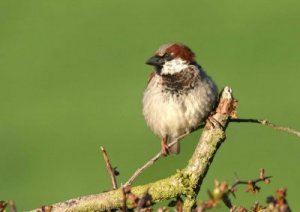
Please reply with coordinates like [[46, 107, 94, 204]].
[[0, 201, 8, 212], [9, 201, 17, 212], [121, 186, 128, 212], [124, 133, 185, 186], [230, 176, 272, 190], [100, 146, 118, 189], [230, 118, 300, 138], [124, 124, 205, 186], [230, 168, 272, 193], [0, 201, 17, 212], [197, 168, 271, 211], [125, 116, 300, 203]]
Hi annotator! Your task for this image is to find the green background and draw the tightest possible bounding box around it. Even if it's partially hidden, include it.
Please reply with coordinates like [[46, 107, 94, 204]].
[[1, 0, 299, 211]]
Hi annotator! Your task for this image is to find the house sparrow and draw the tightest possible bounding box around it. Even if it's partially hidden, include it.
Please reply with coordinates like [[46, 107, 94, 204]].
[[143, 43, 218, 155]]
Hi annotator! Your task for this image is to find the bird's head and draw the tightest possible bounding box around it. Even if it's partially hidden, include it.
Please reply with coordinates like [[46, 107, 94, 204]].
[[146, 43, 195, 75]]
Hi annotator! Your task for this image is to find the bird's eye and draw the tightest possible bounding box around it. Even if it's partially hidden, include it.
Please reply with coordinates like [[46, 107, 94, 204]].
[[164, 53, 173, 61]]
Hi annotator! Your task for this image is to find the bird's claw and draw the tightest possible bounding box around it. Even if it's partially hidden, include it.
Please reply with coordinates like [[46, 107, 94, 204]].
[[161, 137, 169, 156]]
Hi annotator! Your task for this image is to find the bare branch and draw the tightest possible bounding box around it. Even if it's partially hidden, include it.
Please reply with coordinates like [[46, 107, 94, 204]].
[[125, 131, 187, 186], [196, 168, 272, 211], [230, 118, 300, 138], [124, 123, 205, 186], [0, 201, 8, 212], [126, 116, 300, 187], [0, 201, 17, 212], [230, 168, 272, 194], [9, 201, 17, 212], [100, 146, 118, 190], [121, 186, 128, 212]]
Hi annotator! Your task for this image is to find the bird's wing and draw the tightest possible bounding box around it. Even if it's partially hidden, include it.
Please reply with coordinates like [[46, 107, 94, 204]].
[[147, 71, 156, 85]]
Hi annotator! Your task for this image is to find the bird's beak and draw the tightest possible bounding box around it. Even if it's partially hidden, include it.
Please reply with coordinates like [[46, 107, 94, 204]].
[[146, 55, 163, 67]]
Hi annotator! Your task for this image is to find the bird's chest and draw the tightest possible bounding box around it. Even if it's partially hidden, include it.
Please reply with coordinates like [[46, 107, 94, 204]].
[[143, 78, 208, 137]]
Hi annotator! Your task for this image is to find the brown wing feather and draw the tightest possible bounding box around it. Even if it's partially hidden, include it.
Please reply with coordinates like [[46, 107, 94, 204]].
[[147, 71, 156, 85]]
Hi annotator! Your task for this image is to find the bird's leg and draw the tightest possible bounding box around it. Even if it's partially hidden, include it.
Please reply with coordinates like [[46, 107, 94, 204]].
[[161, 135, 169, 156]]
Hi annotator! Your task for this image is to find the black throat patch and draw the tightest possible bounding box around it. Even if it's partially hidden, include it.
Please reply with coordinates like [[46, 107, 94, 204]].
[[160, 67, 199, 94]]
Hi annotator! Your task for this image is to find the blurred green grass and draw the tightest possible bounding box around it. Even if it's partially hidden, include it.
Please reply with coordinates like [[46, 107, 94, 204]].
[[0, 0, 299, 211]]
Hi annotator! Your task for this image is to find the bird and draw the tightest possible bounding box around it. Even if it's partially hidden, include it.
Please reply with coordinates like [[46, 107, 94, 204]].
[[142, 43, 218, 155]]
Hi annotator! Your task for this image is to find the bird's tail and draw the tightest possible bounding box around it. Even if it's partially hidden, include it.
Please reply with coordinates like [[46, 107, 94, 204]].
[[169, 139, 180, 155]]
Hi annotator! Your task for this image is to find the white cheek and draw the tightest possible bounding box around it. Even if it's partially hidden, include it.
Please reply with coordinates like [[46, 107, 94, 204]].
[[161, 58, 188, 75]]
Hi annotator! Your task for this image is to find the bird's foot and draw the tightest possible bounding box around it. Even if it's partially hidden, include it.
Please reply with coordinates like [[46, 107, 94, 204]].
[[161, 137, 169, 156]]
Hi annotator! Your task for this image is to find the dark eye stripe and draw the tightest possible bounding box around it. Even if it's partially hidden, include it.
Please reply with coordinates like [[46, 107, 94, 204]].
[[164, 53, 173, 61]]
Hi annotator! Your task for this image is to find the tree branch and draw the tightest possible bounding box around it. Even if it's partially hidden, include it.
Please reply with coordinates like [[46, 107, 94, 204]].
[[230, 118, 300, 138], [100, 146, 118, 190], [124, 129, 199, 187], [27, 87, 236, 212]]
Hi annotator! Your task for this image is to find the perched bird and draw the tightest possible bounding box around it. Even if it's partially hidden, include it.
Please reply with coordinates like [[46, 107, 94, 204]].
[[143, 43, 218, 155]]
